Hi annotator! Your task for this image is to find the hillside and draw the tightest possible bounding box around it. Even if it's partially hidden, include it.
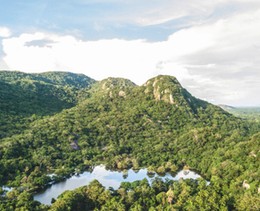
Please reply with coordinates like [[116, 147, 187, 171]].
[[0, 71, 95, 139], [0, 71, 95, 115], [220, 105, 260, 122], [0, 72, 259, 210]]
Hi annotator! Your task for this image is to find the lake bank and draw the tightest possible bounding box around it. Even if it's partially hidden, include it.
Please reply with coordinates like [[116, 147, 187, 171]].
[[34, 165, 204, 205]]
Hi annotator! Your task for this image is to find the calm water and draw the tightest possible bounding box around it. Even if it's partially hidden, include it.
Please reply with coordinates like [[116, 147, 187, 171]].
[[34, 165, 202, 205]]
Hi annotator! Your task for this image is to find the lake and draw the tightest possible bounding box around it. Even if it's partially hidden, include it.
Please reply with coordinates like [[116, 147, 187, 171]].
[[34, 165, 202, 205]]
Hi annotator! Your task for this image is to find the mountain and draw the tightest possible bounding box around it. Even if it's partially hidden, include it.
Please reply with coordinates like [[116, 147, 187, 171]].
[[219, 104, 260, 122], [0, 71, 95, 139], [0, 71, 95, 115], [0, 72, 259, 210]]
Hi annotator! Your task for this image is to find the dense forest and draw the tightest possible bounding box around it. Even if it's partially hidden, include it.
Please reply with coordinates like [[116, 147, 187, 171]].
[[0, 71, 259, 210]]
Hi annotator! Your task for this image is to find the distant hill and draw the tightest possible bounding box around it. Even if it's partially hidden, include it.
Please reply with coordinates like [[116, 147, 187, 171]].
[[219, 104, 260, 122], [0, 71, 95, 138], [218, 104, 236, 110], [0, 71, 95, 115]]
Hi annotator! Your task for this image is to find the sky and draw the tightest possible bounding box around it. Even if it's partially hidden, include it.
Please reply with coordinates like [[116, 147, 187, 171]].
[[0, 0, 260, 106]]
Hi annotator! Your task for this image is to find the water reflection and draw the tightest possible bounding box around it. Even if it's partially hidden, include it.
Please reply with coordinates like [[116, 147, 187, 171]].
[[34, 165, 202, 205]]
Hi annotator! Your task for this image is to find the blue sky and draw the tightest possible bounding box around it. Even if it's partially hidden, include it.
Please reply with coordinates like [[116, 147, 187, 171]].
[[0, 0, 260, 106], [0, 0, 190, 41]]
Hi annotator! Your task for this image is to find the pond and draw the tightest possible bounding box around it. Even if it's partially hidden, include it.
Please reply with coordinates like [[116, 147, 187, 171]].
[[34, 165, 203, 205]]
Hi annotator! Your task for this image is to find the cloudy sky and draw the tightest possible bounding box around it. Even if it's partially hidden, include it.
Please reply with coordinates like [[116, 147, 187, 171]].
[[0, 0, 260, 106]]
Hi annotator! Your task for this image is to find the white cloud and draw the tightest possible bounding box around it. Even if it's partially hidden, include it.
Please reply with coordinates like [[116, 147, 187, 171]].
[[2, 32, 213, 85], [2, 7, 260, 106], [2, 24, 217, 83], [131, 0, 223, 26], [0, 27, 11, 38], [109, 0, 260, 26]]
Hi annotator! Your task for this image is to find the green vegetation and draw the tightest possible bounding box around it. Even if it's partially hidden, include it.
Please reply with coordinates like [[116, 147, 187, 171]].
[[0, 71, 94, 139], [221, 105, 260, 122], [0, 72, 259, 210], [50, 178, 260, 211]]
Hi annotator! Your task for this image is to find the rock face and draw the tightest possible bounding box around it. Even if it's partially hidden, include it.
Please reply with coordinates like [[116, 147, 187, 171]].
[[70, 141, 80, 150], [143, 75, 206, 114], [144, 75, 184, 105], [242, 180, 250, 189], [144, 75, 180, 104], [95, 77, 136, 98], [249, 151, 257, 158], [118, 90, 126, 97], [166, 188, 174, 204]]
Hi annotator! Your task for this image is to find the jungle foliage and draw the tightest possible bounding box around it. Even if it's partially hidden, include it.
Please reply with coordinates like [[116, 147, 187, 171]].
[[0, 71, 259, 210]]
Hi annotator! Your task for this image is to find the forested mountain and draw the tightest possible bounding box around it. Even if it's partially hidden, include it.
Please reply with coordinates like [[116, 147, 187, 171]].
[[0, 72, 259, 210], [0, 71, 95, 139], [0, 71, 95, 115]]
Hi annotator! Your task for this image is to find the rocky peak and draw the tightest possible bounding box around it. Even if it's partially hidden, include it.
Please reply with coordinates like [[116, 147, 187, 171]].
[[143, 75, 184, 105], [95, 77, 136, 98]]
